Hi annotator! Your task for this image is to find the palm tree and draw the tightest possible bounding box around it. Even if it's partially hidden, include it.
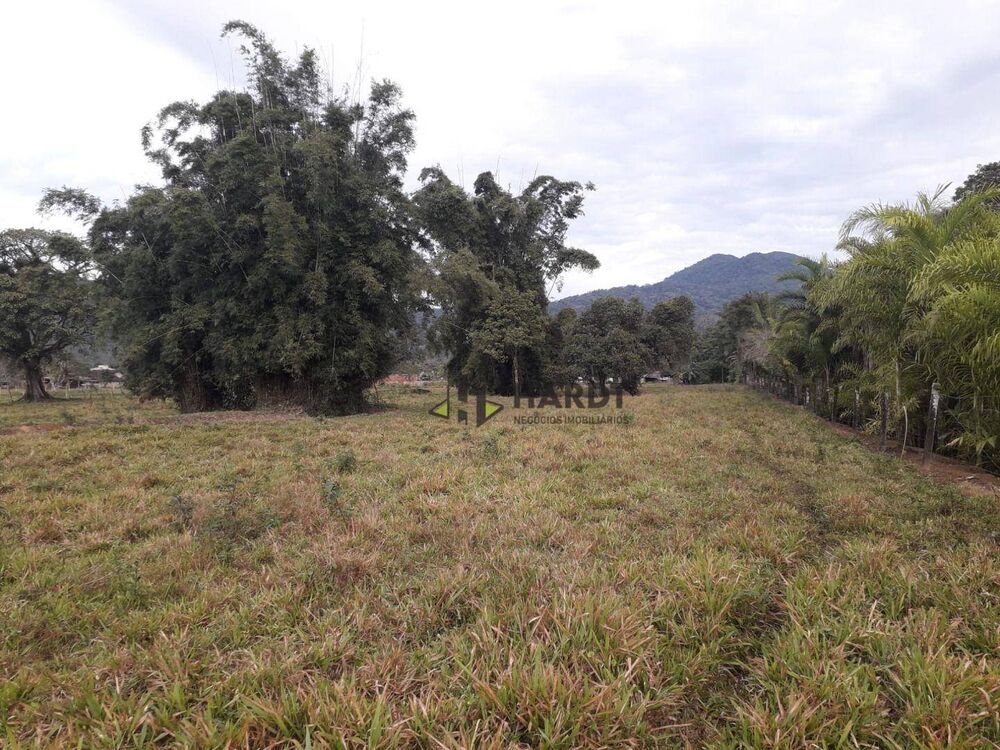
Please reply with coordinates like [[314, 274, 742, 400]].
[[772, 256, 841, 411], [818, 186, 999, 456], [910, 213, 1000, 464]]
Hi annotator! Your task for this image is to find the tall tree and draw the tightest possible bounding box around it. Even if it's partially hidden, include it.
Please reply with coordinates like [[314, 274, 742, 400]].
[[772, 256, 843, 396], [44, 22, 423, 414], [954, 162, 1000, 208], [467, 291, 546, 400], [568, 297, 651, 394], [0, 229, 97, 401], [819, 186, 998, 442], [688, 292, 776, 383], [542, 307, 579, 389], [414, 168, 598, 394], [908, 212, 1000, 463], [643, 295, 695, 375]]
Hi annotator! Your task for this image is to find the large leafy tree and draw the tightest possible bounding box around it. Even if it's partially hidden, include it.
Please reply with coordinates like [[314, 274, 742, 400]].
[[567, 297, 651, 394], [541, 307, 579, 389], [0, 229, 97, 401], [908, 212, 1000, 462], [642, 295, 695, 375], [45, 22, 422, 414], [688, 321, 730, 383], [414, 168, 598, 394], [954, 162, 1000, 208], [467, 291, 546, 399]]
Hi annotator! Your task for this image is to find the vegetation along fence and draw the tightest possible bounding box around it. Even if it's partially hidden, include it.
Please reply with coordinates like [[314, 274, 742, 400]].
[[743, 370, 956, 469]]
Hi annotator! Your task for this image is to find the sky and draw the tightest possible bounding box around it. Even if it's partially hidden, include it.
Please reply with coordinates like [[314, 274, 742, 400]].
[[3, 0, 1000, 298]]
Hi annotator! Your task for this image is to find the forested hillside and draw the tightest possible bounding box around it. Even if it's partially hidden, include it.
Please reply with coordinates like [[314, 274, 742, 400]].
[[550, 251, 802, 316]]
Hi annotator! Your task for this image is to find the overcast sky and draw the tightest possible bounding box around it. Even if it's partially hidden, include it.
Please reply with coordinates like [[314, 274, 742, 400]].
[[4, 1, 1000, 297]]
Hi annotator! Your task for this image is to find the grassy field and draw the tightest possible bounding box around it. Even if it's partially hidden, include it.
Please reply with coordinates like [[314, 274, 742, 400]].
[[0, 389, 176, 431], [1, 384, 998, 748]]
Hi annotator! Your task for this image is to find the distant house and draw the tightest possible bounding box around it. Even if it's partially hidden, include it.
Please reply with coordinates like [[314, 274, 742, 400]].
[[89, 365, 123, 386]]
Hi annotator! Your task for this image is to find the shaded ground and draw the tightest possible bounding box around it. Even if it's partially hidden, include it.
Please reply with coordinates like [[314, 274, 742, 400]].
[[1, 384, 998, 747]]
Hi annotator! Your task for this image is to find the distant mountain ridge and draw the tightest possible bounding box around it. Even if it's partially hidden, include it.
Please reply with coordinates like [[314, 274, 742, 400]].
[[549, 251, 804, 317]]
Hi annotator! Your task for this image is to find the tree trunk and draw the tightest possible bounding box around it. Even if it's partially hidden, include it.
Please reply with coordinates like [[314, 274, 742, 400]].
[[512, 350, 521, 403], [23, 360, 50, 402]]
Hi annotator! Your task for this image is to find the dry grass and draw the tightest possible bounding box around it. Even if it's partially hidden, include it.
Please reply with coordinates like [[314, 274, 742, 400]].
[[1, 384, 998, 748], [0, 390, 175, 431]]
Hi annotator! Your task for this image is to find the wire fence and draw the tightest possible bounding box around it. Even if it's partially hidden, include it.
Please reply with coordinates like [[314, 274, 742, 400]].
[[744, 372, 943, 467], [1, 382, 128, 405]]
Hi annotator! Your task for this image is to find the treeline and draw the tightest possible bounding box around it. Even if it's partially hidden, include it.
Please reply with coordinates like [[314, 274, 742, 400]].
[[690, 169, 1000, 470], [0, 22, 694, 411]]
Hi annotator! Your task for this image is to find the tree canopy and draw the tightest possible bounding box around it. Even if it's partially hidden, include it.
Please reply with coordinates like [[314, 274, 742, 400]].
[[414, 167, 599, 395], [45, 22, 423, 413], [567, 297, 650, 394], [954, 162, 1000, 208], [0, 229, 97, 400]]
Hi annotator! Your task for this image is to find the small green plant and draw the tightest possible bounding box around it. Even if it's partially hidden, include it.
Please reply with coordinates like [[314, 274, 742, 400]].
[[321, 477, 351, 519], [201, 496, 281, 554], [481, 432, 503, 458], [59, 409, 77, 425], [332, 449, 357, 474], [168, 494, 194, 531]]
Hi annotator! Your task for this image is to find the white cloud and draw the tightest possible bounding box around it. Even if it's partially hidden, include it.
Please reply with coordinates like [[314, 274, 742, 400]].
[[3, 0, 1000, 294]]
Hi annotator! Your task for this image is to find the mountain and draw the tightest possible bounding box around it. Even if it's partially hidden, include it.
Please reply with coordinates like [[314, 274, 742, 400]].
[[549, 251, 804, 318]]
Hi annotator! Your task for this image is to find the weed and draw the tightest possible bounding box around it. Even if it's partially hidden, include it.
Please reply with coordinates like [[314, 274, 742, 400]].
[[200, 495, 281, 554], [321, 477, 350, 519], [332, 449, 357, 474], [168, 494, 194, 531], [481, 431, 503, 458]]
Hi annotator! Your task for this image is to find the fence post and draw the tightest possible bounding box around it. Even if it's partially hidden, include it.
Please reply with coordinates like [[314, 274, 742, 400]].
[[852, 389, 860, 429], [828, 388, 835, 422], [879, 391, 889, 449], [922, 383, 940, 465]]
